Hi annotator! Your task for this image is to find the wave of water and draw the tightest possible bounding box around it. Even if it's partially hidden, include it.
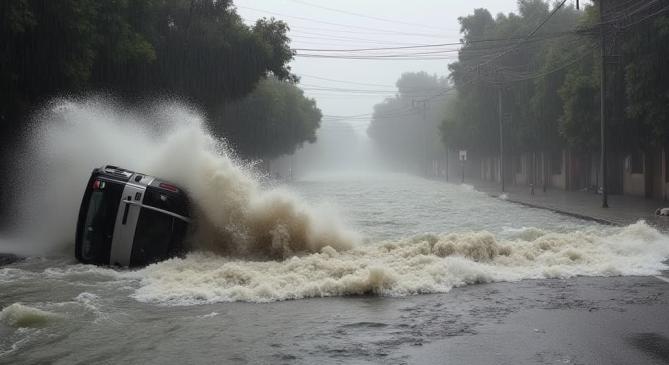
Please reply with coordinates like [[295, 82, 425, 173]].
[[7, 98, 357, 257], [0, 303, 61, 328], [131, 221, 669, 304]]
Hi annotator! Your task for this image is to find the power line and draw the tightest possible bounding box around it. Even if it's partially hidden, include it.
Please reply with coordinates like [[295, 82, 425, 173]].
[[295, 54, 459, 60], [283, 23, 456, 38], [528, 0, 570, 38], [474, 0, 571, 71], [299, 84, 447, 94], [503, 48, 594, 82], [297, 74, 397, 88], [237, 5, 456, 38], [285, 0, 455, 32], [292, 31, 577, 52], [617, 3, 669, 29], [294, 42, 465, 52]]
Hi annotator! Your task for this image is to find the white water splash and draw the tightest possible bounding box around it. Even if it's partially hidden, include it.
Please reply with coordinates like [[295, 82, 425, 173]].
[[8, 98, 358, 257], [0, 303, 62, 328]]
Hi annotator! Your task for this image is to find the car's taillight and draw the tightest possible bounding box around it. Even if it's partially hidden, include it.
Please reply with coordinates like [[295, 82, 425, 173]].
[[159, 182, 178, 192], [92, 180, 106, 190]]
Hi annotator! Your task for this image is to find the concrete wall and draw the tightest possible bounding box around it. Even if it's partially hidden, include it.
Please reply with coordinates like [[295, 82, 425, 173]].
[[513, 154, 528, 185], [623, 172, 645, 196], [550, 150, 567, 190], [623, 153, 645, 197], [649, 149, 664, 200], [479, 156, 499, 183], [476, 148, 668, 201]]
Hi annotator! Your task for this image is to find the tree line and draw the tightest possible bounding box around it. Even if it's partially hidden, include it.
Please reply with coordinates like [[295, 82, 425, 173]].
[[0, 0, 321, 162], [369, 0, 669, 173], [445, 0, 669, 158]]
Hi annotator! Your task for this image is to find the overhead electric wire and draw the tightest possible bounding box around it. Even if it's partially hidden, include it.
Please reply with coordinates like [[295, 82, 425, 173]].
[[603, 0, 658, 18], [286, 0, 455, 32], [285, 24, 456, 38], [297, 74, 397, 88], [293, 30, 577, 53], [237, 5, 455, 38], [288, 34, 427, 47], [299, 84, 446, 93], [284, 29, 442, 46], [296, 56, 456, 60], [617, 3, 669, 29], [471, 0, 570, 71], [503, 47, 594, 82]]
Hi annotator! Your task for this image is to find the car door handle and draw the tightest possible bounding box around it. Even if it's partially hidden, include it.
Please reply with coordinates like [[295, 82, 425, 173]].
[[121, 196, 131, 224]]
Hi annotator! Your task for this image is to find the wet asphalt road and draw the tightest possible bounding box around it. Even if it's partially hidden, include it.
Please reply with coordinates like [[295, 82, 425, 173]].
[[402, 274, 669, 365], [2, 261, 667, 365]]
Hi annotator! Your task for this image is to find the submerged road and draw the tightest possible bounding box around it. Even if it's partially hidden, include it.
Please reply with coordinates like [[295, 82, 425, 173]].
[[1, 173, 669, 364]]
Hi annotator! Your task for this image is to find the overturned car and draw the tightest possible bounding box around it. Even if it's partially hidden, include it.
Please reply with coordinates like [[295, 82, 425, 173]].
[[75, 166, 191, 267]]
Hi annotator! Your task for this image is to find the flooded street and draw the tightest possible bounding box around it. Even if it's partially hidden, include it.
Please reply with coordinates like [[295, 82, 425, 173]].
[[2, 173, 669, 364], [4, 0, 669, 363]]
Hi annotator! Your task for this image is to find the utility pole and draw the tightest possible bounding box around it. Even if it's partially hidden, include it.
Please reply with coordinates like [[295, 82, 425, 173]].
[[445, 148, 449, 181], [412, 99, 429, 177], [498, 86, 505, 193], [600, 0, 609, 208], [422, 101, 428, 177]]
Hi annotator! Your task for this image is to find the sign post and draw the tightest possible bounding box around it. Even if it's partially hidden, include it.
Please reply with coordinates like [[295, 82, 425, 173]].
[[459, 150, 467, 183]]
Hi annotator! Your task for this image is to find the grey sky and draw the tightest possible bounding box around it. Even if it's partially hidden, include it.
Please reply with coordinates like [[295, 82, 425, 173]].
[[235, 1, 579, 135]]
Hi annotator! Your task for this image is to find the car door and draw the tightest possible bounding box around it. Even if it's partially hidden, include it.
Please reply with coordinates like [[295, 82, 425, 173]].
[[108, 176, 149, 266]]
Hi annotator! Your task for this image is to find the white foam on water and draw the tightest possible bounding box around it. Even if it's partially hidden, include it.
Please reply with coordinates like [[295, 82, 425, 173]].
[[0, 303, 62, 328], [197, 312, 219, 319], [131, 221, 669, 304]]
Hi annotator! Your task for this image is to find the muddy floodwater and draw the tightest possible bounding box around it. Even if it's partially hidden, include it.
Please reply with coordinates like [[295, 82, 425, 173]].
[[2, 173, 669, 364]]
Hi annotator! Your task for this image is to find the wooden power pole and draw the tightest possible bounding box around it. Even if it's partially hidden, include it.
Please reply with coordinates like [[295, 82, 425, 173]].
[[600, 0, 609, 208]]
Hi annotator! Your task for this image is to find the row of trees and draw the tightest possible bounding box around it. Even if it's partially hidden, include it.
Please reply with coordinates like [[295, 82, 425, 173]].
[[443, 0, 669, 159], [368, 1, 669, 176], [0, 0, 321, 161]]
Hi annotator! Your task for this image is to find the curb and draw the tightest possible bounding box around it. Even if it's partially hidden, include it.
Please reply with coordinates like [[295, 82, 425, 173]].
[[487, 193, 620, 226]]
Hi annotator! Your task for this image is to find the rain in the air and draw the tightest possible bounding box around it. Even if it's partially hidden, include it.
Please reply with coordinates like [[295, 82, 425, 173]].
[[1, 0, 669, 364]]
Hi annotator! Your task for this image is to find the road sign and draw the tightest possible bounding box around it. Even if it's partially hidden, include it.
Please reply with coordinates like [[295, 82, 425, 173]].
[[459, 150, 467, 161]]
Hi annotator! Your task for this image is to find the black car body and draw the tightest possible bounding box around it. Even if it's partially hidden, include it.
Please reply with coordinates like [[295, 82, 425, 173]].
[[75, 166, 191, 267]]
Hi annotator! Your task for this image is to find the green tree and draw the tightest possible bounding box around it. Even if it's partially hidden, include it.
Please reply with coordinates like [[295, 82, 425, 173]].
[[622, 15, 669, 147], [0, 0, 298, 147], [443, 1, 586, 157], [212, 77, 322, 160]]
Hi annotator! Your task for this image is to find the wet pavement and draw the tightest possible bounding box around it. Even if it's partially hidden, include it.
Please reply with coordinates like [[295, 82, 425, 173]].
[[403, 273, 669, 365], [468, 179, 669, 231]]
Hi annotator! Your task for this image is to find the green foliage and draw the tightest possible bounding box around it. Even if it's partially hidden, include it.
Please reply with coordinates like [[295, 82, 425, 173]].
[[444, 1, 669, 157], [622, 15, 669, 146], [0, 0, 308, 162], [558, 66, 599, 149], [213, 77, 321, 159], [443, 1, 588, 156]]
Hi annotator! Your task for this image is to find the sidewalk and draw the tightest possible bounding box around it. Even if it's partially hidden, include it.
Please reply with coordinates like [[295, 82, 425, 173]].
[[465, 179, 669, 231]]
